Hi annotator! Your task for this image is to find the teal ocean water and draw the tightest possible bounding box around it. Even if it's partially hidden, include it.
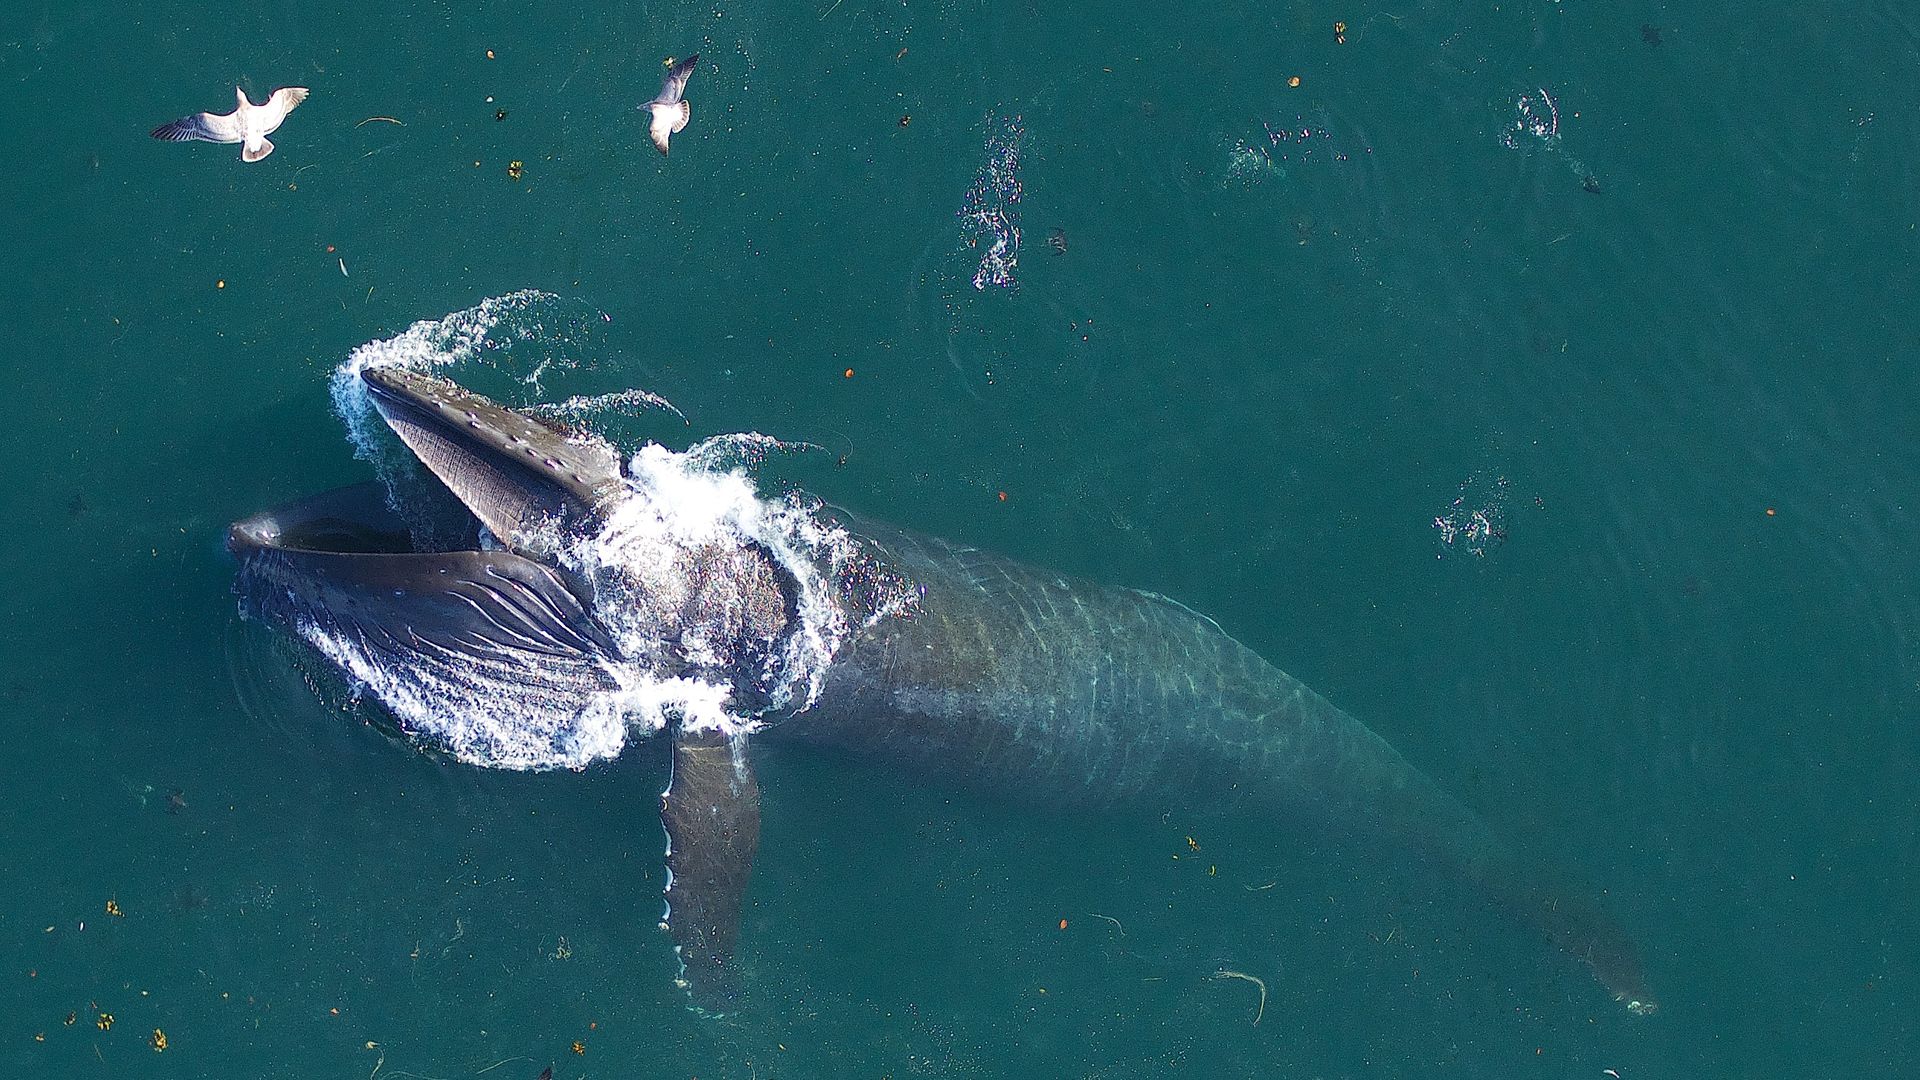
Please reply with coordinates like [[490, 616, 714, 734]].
[[4, 2, 1918, 1076]]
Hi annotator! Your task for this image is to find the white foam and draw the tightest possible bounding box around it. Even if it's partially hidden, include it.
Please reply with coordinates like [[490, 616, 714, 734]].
[[606, 673, 740, 738]]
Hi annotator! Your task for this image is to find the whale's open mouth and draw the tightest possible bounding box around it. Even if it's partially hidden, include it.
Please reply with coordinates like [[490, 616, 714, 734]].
[[227, 480, 617, 663], [225, 366, 641, 770], [230, 354, 917, 769], [229, 365, 629, 669]]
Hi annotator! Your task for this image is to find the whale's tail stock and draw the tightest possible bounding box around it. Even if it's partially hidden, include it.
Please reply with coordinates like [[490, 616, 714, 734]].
[[803, 528, 1662, 1015], [1467, 839, 1659, 1014], [1302, 725, 1659, 1015]]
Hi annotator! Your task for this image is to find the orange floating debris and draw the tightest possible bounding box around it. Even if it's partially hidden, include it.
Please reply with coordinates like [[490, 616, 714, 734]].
[[997, 492, 1008, 502], [843, 368, 855, 378], [1765, 508, 1776, 516], [571, 1041, 586, 1055], [1288, 76, 1301, 88], [1058, 918, 1068, 930]]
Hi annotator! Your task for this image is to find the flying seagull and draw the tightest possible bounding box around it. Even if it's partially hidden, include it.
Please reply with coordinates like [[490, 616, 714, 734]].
[[641, 54, 698, 157], [151, 86, 310, 162]]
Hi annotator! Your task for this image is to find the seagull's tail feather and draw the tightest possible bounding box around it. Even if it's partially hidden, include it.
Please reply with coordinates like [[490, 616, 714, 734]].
[[243, 136, 274, 163]]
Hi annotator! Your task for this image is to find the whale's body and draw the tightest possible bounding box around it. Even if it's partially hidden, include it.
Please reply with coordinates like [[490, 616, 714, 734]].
[[229, 365, 1655, 1015], [802, 522, 1427, 814]]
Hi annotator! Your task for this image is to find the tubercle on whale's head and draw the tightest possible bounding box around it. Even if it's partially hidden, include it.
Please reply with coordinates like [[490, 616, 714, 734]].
[[358, 364, 625, 556]]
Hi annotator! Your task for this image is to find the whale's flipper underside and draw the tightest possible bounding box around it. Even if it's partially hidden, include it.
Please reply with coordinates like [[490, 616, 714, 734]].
[[661, 730, 761, 1009]]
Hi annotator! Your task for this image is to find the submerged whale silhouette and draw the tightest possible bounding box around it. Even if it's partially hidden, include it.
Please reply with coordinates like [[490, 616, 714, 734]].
[[227, 364, 1657, 1014]]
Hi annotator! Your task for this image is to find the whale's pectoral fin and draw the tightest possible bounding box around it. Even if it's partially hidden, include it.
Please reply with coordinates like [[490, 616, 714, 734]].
[[660, 729, 761, 1011]]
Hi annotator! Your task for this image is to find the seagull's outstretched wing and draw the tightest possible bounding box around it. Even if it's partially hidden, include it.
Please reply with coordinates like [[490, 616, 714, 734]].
[[650, 54, 699, 107], [261, 87, 310, 132], [643, 54, 699, 157], [151, 110, 242, 144]]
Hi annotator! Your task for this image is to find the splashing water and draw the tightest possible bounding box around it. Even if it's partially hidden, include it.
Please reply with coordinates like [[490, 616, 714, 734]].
[[526, 388, 689, 427], [1433, 473, 1511, 558], [1505, 87, 1561, 147], [1501, 87, 1598, 189], [573, 444, 912, 735], [958, 112, 1024, 290], [681, 431, 829, 474], [329, 290, 582, 502]]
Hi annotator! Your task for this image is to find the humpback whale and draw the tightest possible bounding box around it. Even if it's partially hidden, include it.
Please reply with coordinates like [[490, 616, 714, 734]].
[[228, 364, 1657, 1015]]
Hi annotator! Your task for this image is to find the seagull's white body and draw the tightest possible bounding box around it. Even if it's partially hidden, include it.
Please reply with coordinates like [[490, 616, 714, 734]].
[[152, 86, 310, 162], [641, 55, 698, 157]]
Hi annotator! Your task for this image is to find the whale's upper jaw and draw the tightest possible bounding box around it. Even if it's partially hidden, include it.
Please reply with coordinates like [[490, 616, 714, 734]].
[[359, 365, 625, 555]]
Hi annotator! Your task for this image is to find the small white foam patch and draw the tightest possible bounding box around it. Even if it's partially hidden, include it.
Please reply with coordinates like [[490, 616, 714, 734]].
[[527, 388, 688, 427], [680, 431, 823, 473], [610, 673, 739, 738]]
